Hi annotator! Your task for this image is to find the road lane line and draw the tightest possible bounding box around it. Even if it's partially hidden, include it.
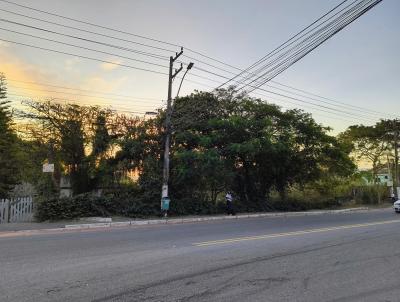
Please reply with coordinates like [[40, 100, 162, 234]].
[[193, 219, 400, 247]]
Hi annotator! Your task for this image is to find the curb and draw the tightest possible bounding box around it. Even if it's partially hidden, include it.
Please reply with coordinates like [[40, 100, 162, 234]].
[[63, 207, 370, 230]]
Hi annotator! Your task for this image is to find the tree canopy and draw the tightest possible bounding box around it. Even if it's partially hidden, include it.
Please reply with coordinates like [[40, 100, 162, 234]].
[[0, 73, 21, 198]]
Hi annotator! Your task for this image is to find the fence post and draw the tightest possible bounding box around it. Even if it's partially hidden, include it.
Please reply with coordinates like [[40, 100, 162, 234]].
[[7, 198, 11, 223]]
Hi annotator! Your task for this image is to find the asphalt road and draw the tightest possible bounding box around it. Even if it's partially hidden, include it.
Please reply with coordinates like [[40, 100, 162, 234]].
[[1, 208, 400, 302]]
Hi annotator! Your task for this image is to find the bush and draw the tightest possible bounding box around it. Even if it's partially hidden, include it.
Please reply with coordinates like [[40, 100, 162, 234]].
[[35, 188, 158, 221], [35, 183, 388, 221], [169, 196, 218, 216], [353, 185, 389, 204], [268, 197, 341, 212]]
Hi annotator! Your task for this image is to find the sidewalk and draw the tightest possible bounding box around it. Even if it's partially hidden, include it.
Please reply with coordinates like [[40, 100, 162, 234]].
[[0, 207, 376, 234]]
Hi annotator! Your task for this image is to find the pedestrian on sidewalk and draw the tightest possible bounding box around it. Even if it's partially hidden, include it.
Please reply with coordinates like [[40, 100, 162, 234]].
[[225, 191, 235, 215]]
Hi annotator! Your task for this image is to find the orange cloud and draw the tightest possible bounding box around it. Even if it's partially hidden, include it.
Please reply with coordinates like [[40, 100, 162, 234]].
[[0, 44, 157, 114]]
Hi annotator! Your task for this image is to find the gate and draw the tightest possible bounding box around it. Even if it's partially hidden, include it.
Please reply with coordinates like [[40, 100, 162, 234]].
[[0, 197, 34, 223]]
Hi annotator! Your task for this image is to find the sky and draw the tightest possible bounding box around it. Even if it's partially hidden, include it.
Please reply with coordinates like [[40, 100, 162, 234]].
[[0, 0, 399, 133]]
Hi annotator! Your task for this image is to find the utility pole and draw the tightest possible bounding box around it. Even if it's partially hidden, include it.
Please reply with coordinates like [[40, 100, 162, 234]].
[[387, 154, 394, 196], [161, 48, 183, 216], [394, 120, 399, 197]]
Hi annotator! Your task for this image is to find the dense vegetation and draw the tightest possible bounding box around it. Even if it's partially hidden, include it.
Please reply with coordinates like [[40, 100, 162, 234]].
[[0, 74, 22, 198], [0, 73, 396, 220]]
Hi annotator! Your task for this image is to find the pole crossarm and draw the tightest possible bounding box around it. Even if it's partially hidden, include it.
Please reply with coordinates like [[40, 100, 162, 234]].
[[172, 64, 183, 79]]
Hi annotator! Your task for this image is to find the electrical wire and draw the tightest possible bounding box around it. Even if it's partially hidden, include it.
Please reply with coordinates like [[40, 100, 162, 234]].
[[187, 70, 382, 121], [217, 0, 350, 88], [0, 27, 169, 70], [245, 1, 383, 92], [7, 83, 162, 104], [0, 0, 182, 49], [238, 0, 381, 92], [3, 1, 390, 124], [0, 0, 391, 120], [0, 37, 169, 75], [7, 78, 161, 101], [0, 18, 170, 60], [7, 93, 161, 115]]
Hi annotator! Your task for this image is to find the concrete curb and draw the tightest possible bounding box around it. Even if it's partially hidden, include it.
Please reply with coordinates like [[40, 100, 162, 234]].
[[63, 207, 370, 230]]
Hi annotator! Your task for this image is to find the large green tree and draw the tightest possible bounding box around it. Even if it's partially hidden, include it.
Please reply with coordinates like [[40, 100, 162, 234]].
[[22, 100, 117, 195], [109, 89, 356, 214], [340, 124, 388, 181], [168, 90, 354, 211]]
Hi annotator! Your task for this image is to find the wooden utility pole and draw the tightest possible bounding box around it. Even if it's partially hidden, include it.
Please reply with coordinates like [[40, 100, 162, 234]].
[[161, 48, 183, 213], [394, 120, 399, 196]]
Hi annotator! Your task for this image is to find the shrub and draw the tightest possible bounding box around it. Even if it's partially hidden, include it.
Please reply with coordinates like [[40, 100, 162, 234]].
[[35, 188, 160, 221], [268, 197, 341, 212], [353, 185, 388, 204]]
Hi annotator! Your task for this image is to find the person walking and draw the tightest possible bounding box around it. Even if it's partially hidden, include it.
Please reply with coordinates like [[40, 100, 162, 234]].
[[225, 191, 235, 215]]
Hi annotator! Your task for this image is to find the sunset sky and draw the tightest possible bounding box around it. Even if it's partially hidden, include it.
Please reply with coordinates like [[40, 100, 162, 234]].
[[0, 0, 399, 133]]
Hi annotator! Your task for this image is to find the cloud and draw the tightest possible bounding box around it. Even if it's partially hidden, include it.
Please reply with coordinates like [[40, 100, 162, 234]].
[[0, 45, 141, 112], [0, 45, 61, 104], [0, 41, 10, 47], [82, 76, 128, 92], [64, 57, 82, 71], [100, 59, 123, 71]]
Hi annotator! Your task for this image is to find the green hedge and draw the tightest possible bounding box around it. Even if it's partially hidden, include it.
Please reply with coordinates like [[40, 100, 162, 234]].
[[35, 191, 160, 221], [35, 185, 385, 221]]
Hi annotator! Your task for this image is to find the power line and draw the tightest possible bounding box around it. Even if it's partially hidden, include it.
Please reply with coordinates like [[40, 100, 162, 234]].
[[0, 0, 182, 48], [182, 47, 396, 119], [0, 18, 170, 61], [217, 0, 350, 88], [0, 7, 177, 58], [7, 85, 163, 108], [261, 83, 388, 119], [238, 0, 382, 93], [0, 35, 378, 123], [183, 73, 375, 123], [269, 80, 394, 117], [1, 0, 391, 121], [7, 78, 161, 101], [0, 2, 389, 125], [0, 26, 169, 70], [0, 7, 177, 54], [187, 74, 375, 124], [235, 0, 364, 88], [0, 37, 169, 75], [7, 93, 159, 115], [7, 72, 374, 125], [0, 0, 259, 75], [187, 70, 381, 121]]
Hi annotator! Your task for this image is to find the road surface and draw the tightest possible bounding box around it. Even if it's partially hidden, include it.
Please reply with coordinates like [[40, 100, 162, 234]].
[[1, 208, 399, 302]]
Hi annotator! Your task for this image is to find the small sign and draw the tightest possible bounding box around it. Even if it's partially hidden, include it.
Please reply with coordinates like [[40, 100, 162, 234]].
[[161, 197, 170, 211], [42, 163, 54, 173], [162, 184, 168, 198]]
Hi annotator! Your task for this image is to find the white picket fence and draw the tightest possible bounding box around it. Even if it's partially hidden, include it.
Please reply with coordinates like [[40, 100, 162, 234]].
[[0, 197, 34, 223]]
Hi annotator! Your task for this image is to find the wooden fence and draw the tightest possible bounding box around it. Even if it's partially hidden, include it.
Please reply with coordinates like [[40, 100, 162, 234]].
[[0, 197, 34, 223]]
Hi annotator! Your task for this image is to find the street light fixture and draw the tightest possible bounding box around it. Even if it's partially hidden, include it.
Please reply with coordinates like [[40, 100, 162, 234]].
[[176, 62, 194, 98]]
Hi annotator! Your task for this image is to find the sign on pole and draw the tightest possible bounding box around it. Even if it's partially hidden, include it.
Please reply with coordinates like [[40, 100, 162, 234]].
[[42, 163, 55, 173]]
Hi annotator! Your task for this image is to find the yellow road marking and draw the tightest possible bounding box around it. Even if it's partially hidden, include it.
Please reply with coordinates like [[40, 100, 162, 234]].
[[193, 219, 400, 247]]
